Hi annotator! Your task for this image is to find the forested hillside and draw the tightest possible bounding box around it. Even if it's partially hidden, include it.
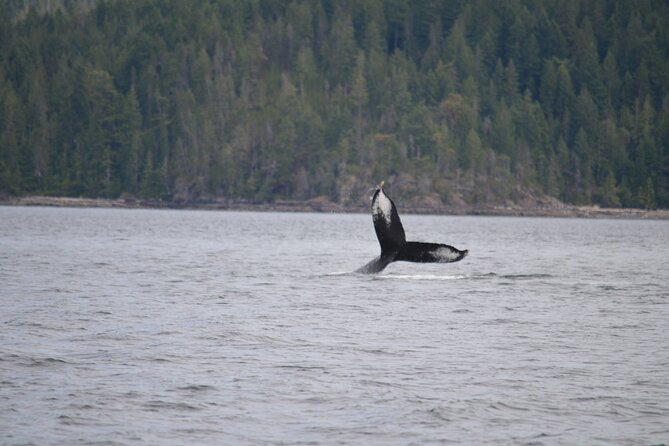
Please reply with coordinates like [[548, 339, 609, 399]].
[[1, 0, 668, 208]]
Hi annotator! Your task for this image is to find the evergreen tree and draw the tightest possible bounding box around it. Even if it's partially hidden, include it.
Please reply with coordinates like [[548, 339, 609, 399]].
[[0, 0, 667, 209]]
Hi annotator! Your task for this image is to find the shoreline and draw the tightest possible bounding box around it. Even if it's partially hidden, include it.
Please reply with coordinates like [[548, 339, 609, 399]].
[[1, 195, 668, 220]]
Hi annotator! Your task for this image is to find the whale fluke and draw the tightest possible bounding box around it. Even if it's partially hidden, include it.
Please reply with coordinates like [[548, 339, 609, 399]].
[[357, 183, 468, 273], [372, 181, 406, 256]]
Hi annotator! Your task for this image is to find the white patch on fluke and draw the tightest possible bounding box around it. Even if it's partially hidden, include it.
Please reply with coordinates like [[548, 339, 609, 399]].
[[434, 247, 460, 262], [374, 189, 393, 227]]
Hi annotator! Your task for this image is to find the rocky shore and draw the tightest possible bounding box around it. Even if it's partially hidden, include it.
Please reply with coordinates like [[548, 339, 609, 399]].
[[2, 195, 668, 219]]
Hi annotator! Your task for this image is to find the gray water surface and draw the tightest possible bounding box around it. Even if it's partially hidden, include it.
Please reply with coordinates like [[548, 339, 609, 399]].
[[1, 206, 668, 445]]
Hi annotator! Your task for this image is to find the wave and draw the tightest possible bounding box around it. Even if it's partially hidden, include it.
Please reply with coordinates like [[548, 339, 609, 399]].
[[318, 271, 554, 282], [373, 274, 469, 281], [324, 271, 356, 277], [472, 272, 554, 280], [499, 273, 554, 280]]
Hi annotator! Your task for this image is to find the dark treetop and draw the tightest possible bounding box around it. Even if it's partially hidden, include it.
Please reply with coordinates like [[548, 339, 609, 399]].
[[1, 0, 668, 209]]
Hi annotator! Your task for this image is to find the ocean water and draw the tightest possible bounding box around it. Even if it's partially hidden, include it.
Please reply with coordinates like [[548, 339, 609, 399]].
[[1, 206, 668, 445]]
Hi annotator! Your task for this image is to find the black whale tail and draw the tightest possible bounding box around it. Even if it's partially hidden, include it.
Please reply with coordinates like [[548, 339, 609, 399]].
[[358, 183, 468, 273], [396, 242, 469, 264]]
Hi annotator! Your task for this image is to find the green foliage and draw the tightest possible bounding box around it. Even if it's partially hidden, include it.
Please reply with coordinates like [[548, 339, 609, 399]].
[[0, 0, 668, 208]]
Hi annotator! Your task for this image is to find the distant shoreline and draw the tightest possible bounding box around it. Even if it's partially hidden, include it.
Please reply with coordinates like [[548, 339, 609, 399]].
[[1, 195, 668, 220]]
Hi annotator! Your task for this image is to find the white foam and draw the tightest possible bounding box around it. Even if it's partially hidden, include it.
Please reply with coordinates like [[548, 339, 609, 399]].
[[375, 274, 468, 281], [324, 271, 354, 276]]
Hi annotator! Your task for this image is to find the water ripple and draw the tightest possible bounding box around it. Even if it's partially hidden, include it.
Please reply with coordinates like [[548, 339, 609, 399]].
[[1, 207, 668, 445]]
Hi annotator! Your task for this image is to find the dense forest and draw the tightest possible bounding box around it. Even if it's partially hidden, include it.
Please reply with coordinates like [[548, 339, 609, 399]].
[[1, 0, 668, 208]]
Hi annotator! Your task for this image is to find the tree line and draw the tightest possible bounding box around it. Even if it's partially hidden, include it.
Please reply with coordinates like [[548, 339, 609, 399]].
[[1, 0, 667, 208]]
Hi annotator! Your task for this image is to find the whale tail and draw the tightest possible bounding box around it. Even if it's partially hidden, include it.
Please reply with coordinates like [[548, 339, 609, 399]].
[[396, 242, 468, 263], [359, 183, 468, 273], [371, 182, 406, 257]]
